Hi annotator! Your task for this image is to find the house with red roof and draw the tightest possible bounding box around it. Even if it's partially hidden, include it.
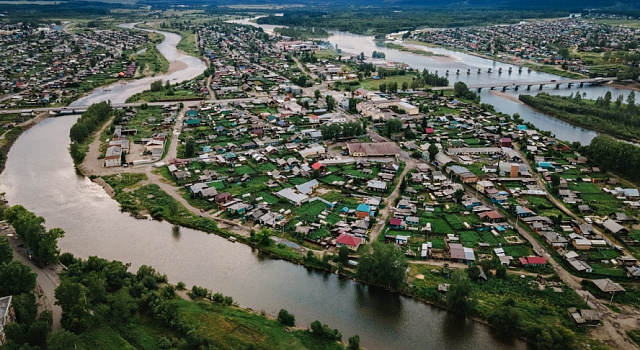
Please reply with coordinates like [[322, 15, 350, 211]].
[[519, 256, 547, 267], [424, 127, 434, 134], [389, 218, 405, 230], [311, 161, 326, 172], [336, 234, 361, 251]]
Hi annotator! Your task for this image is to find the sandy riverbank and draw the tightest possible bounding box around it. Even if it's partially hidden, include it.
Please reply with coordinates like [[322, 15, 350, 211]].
[[489, 89, 524, 104]]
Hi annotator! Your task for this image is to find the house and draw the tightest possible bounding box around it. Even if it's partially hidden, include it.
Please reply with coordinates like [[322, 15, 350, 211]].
[[0, 296, 15, 346], [500, 138, 512, 148], [295, 179, 319, 195], [347, 142, 400, 157], [515, 206, 536, 217], [602, 219, 628, 235], [104, 145, 122, 167], [519, 256, 546, 267], [395, 235, 409, 245], [276, 188, 308, 206], [311, 162, 326, 172], [355, 203, 372, 219], [336, 234, 361, 250], [573, 239, 592, 251], [449, 243, 475, 265], [213, 192, 233, 204], [389, 218, 406, 229], [592, 279, 626, 295], [367, 180, 388, 192], [478, 211, 503, 223], [406, 216, 419, 226]]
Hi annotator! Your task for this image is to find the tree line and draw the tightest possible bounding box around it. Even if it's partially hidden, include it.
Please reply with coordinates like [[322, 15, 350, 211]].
[[585, 134, 640, 184], [320, 121, 366, 140], [5, 205, 64, 266], [69, 101, 113, 164], [519, 92, 640, 140]]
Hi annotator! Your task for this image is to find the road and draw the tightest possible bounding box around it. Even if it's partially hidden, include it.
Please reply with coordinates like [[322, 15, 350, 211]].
[[1, 226, 63, 331], [369, 157, 415, 243]]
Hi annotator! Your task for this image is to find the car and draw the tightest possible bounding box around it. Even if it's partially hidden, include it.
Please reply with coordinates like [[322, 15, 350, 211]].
[[121, 163, 128, 167], [550, 79, 557, 82], [17, 243, 24, 247], [200, 209, 205, 213], [585, 218, 592, 224]]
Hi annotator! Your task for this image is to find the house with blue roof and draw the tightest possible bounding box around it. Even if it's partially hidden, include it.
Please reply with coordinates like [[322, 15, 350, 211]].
[[355, 204, 371, 218]]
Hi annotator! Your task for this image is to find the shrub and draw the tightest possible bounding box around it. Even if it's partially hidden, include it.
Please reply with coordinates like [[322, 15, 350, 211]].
[[277, 309, 295, 326]]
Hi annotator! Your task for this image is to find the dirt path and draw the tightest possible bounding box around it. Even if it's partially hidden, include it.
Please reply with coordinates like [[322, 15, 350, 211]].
[[369, 158, 415, 243]]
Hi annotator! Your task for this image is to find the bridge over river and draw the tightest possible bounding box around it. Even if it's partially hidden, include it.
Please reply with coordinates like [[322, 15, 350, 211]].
[[431, 77, 617, 92]]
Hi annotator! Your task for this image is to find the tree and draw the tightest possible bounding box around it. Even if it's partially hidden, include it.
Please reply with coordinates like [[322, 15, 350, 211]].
[[427, 143, 438, 162], [379, 83, 386, 93], [108, 288, 138, 324], [550, 173, 561, 194], [446, 269, 475, 315], [453, 189, 465, 203], [490, 304, 520, 335], [55, 280, 89, 332], [185, 138, 196, 157], [47, 329, 84, 350], [326, 95, 335, 111], [338, 245, 350, 265], [348, 335, 361, 350], [150, 80, 163, 92], [314, 89, 321, 100], [466, 264, 481, 280], [0, 260, 36, 295], [0, 236, 12, 264], [356, 242, 407, 288], [384, 118, 403, 137], [277, 309, 295, 326], [402, 81, 408, 91], [496, 265, 507, 279]]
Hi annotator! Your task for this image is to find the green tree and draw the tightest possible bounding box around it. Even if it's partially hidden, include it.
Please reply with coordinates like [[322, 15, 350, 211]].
[[348, 335, 361, 350], [108, 288, 138, 324], [338, 245, 350, 265], [0, 236, 12, 264], [453, 189, 465, 203], [356, 242, 407, 288], [496, 264, 507, 279], [150, 80, 163, 92], [0, 260, 36, 295], [427, 142, 438, 161], [466, 264, 481, 280], [402, 81, 408, 91], [185, 138, 196, 157], [489, 305, 520, 335], [326, 95, 335, 111], [384, 118, 403, 137], [446, 269, 475, 315], [379, 83, 386, 93], [277, 309, 296, 326], [314, 89, 321, 100], [47, 329, 84, 350]]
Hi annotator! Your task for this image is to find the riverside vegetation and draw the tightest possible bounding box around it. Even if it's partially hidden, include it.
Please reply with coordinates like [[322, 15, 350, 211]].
[[520, 92, 640, 141]]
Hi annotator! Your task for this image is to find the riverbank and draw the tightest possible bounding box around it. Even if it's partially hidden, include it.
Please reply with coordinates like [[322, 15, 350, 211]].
[[519, 93, 640, 143]]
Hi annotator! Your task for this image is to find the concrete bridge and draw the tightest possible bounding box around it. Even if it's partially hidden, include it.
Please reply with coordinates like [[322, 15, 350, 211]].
[[431, 77, 617, 92]]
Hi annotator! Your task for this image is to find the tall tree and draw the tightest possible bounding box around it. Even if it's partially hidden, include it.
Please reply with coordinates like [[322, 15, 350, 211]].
[[0, 260, 37, 295], [446, 269, 475, 315], [356, 242, 407, 288], [0, 236, 12, 264]]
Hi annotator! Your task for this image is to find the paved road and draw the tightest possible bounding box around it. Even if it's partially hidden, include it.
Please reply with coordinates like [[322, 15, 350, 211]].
[[1, 227, 62, 331]]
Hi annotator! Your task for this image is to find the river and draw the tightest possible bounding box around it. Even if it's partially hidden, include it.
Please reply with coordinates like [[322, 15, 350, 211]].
[[232, 17, 637, 144], [0, 24, 527, 350]]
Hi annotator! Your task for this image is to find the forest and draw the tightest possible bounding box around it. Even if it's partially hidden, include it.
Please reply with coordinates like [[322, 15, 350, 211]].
[[254, 8, 568, 35], [585, 135, 640, 184], [519, 92, 640, 141]]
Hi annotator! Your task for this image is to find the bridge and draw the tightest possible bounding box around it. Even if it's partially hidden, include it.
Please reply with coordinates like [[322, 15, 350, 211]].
[[431, 77, 617, 92]]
